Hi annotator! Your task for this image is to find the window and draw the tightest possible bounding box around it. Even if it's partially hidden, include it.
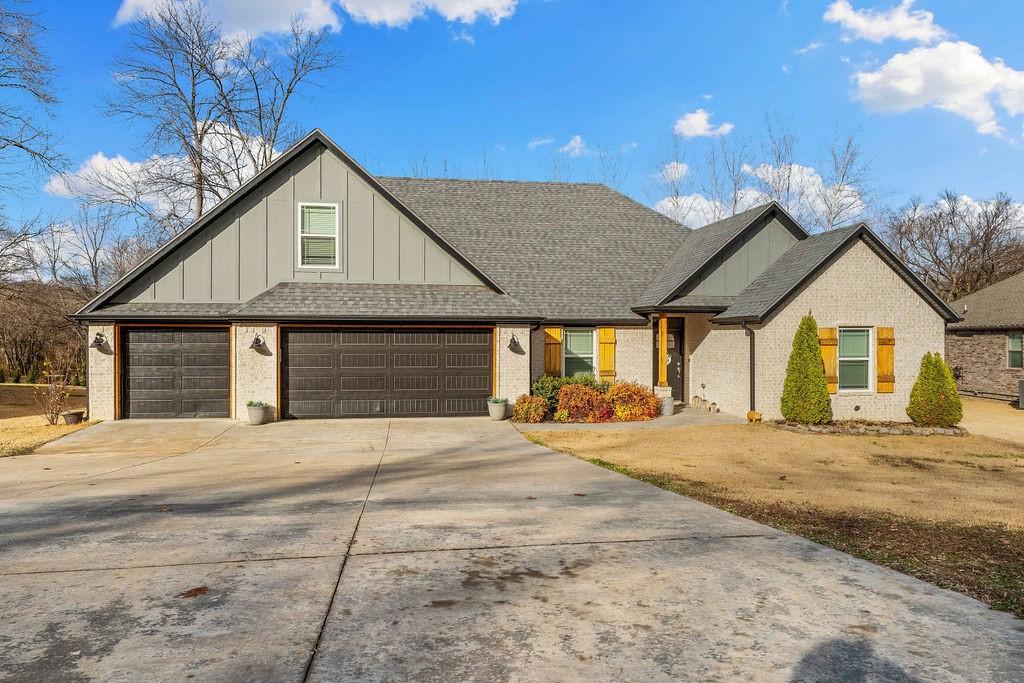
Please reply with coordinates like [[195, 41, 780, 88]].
[[563, 329, 595, 378], [298, 203, 338, 268], [1010, 332, 1023, 369], [838, 327, 870, 391]]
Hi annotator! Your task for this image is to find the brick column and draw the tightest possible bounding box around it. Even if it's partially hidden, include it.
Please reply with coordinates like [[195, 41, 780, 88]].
[[495, 325, 532, 405], [233, 324, 279, 420], [86, 324, 116, 421]]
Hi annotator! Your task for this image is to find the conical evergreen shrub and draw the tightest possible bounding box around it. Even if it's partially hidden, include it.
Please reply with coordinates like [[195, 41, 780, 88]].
[[780, 314, 832, 424], [906, 352, 963, 427]]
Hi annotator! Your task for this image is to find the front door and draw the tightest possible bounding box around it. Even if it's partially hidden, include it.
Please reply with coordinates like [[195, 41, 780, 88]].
[[666, 320, 684, 401]]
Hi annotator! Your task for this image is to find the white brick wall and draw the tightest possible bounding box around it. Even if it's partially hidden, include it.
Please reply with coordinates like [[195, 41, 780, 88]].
[[688, 317, 751, 416], [233, 324, 279, 420], [86, 324, 115, 421], [495, 325, 532, 402], [615, 325, 653, 386], [754, 239, 946, 421]]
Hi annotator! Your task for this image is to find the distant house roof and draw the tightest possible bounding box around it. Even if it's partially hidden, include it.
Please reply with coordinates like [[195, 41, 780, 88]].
[[948, 270, 1024, 330], [229, 281, 534, 322], [714, 224, 960, 324], [378, 177, 689, 321]]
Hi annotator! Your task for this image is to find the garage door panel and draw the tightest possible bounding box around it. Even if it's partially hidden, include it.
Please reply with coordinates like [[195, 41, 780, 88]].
[[282, 327, 491, 419], [122, 327, 229, 419]]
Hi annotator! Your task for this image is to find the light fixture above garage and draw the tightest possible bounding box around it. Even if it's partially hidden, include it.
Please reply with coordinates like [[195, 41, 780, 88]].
[[249, 333, 265, 350], [90, 332, 106, 349]]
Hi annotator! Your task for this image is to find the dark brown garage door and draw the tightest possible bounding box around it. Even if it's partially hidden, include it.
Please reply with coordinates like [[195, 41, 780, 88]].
[[121, 327, 230, 418], [281, 328, 493, 418]]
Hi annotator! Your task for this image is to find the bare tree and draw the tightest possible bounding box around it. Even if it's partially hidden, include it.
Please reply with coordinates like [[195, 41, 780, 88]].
[[884, 190, 1024, 301], [752, 112, 804, 215], [591, 144, 627, 189], [701, 134, 753, 222], [0, 213, 45, 297], [809, 125, 874, 231], [88, 0, 338, 240]]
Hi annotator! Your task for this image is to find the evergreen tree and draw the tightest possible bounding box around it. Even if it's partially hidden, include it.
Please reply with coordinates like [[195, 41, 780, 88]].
[[780, 314, 832, 424]]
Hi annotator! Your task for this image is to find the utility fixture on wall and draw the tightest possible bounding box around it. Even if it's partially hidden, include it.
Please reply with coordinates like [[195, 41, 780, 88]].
[[90, 333, 106, 349], [249, 333, 265, 350]]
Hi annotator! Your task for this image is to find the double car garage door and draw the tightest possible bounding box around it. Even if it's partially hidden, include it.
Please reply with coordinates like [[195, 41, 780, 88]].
[[119, 326, 492, 419]]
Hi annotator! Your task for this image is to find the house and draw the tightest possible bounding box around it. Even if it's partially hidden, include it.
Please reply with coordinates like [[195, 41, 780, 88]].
[[945, 271, 1024, 400], [73, 130, 958, 422]]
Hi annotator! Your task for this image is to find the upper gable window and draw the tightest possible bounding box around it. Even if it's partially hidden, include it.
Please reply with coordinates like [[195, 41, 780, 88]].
[[298, 203, 339, 268]]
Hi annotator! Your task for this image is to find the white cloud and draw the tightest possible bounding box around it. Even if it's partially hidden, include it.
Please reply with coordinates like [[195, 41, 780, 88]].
[[658, 161, 689, 183], [527, 137, 554, 150], [339, 0, 516, 27], [701, 93, 713, 100], [781, 64, 791, 74], [854, 40, 1024, 136], [114, 0, 343, 35], [674, 109, 734, 138], [795, 41, 825, 54], [654, 190, 764, 229], [452, 28, 475, 44], [114, 0, 517, 35], [558, 135, 587, 157], [823, 0, 946, 45], [619, 142, 638, 154]]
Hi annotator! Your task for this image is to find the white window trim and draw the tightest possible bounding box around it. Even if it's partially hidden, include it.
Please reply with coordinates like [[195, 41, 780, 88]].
[[562, 327, 596, 378], [296, 201, 341, 270], [837, 326, 873, 394], [1009, 331, 1024, 369]]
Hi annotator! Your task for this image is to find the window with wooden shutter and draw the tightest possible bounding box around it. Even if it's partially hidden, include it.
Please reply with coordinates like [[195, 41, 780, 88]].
[[597, 327, 616, 383], [877, 327, 895, 393], [818, 327, 838, 394], [543, 327, 562, 375]]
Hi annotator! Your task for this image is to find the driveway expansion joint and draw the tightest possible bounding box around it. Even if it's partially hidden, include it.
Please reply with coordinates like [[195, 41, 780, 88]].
[[0, 552, 348, 577]]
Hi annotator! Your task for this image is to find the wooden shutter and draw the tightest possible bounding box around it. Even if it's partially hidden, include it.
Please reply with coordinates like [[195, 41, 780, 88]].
[[597, 327, 616, 383], [877, 326, 895, 393], [544, 327, 563, 375], [819, 327, 838, 394]]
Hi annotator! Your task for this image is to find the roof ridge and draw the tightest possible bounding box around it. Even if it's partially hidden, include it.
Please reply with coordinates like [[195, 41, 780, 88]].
[[379, 175, 604, 187]]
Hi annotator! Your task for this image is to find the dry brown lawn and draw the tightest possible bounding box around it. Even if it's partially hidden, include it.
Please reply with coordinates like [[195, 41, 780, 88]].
[[527, 401, 1024, 617], [0, 384, 91, 456], [0, 383, 86, 419], [530, 424, 1024, 529]]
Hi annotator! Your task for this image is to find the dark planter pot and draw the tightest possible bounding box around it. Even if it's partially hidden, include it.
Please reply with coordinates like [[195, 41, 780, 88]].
[[247, 405, 272, 425], [62, 410, 86, 425]]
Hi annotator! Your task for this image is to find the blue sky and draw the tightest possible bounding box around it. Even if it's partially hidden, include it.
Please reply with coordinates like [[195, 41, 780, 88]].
[[17, 0, 1024, 226]]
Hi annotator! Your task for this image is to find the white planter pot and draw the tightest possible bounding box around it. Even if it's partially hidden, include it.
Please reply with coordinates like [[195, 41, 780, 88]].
[[487, 401, 507, 421], [247, 405, 271, 425]]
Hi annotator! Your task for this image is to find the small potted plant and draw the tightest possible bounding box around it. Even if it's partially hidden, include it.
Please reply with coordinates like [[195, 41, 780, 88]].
[[246, 400, 272, 425], [487, 397, 508, 421]]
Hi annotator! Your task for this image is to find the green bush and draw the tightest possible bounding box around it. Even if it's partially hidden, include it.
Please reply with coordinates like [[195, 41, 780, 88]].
[[780, 314, 832, 425], [25, 365, 38, 384], [510, 394, 548, 423], [530, 374, 609, 414], [906, 352, 963, 427]]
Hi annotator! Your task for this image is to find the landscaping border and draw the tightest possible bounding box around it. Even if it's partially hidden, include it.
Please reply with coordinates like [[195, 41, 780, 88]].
[[772, 420, 966, 436]]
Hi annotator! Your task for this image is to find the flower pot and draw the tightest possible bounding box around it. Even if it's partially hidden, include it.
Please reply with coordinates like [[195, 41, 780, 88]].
[[487, 401, 507, 421], [247, 405, 272, 425], [62, 410, 86, 425]]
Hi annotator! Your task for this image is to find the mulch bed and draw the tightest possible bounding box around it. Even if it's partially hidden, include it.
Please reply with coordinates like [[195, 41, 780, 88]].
[[772, 420, 966, 436]]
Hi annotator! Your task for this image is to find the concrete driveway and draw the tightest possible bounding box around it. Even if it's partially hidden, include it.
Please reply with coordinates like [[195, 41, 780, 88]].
[[0, 419, 1021, 682]]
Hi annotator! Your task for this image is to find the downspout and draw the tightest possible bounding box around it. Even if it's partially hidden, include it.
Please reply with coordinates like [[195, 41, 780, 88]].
[[742, 322, 755, 412]]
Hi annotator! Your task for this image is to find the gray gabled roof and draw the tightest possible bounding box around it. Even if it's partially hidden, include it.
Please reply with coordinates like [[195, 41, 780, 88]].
[[75, 302, 235, 320], [229, 281, 534, 321], [948, 270, 1024, 330], [75, 130, 503, 317], [378, 177, 689, 321], [714, 224, 959, 323], [634, 202, 806, 308]]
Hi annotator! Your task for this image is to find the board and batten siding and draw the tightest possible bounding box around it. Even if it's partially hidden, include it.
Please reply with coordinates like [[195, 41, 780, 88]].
[[685, 217, 799, 297], [115, 142, 480, 304]]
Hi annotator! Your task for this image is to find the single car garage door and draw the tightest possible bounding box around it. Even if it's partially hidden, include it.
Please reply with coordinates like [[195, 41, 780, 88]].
[[282, 328, 493, 418], [121, 327, 230, 418]]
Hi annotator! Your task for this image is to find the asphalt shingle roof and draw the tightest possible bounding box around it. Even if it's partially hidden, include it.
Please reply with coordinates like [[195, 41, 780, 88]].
[[715, 225, 862, 322], [635, 203, 778, 307], [76, 302, 235, 319], [378, 177, 689, 321], [229, 281, 533, 321], [948, 270, 1024, 330]]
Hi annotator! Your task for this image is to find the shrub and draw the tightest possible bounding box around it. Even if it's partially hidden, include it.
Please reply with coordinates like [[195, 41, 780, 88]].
[[780, 314, 832, 425], [907, 352, 963, 427], [556, 383, 613, 423], [33, 359, 71, 426], [552, 409, 569, 423], [510, 394, 548, 423], [531, 374, 609, 414], [607, 382, 661, 421]]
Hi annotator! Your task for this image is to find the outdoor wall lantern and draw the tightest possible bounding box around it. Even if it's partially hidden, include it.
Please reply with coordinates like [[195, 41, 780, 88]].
[[90, 332, 106, 349], [249, 333, 265, 350], [507, 332, 522, 353]]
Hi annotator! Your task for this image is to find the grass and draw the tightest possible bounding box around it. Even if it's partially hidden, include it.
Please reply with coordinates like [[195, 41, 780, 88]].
[[530, 421, 1024, 618], [0, 415, 92, 457]]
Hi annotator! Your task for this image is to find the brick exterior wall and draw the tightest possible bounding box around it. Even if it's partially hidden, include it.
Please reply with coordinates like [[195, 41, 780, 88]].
[[753, 240, 946, 421], [86, 324, 115, 421], [495, 325, 532, 403], [233, 324, 279, 420], [946, 330, 1024, 399], [527, 325, 654, 388], [688, 317, 751, 416]]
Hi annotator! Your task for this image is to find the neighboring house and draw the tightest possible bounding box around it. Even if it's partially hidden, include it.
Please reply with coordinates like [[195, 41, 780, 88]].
[[73, 130, 958, 422], [945, 271, 1024, 400]]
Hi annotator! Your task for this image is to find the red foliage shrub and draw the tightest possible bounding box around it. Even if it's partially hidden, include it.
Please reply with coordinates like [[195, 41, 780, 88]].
[[556, 384, 613, 423], [510, 394, 549, 423], [606, 382, 661, 422]]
